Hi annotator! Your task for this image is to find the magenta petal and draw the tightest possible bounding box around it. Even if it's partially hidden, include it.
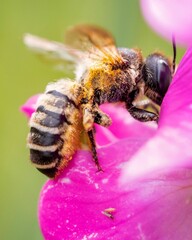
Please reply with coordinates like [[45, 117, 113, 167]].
[[39, 154, 192, 239], [99, 104, 157, 140], [160, 47, 192, 124], [39, 145, 192, 239], [95, 125, 119, 146], [95, 104, 156, 146], [119, 169, 192, 240], [20, 94, 40, 118], [140, 0, 192, 46], [39, 138, 147, 240]]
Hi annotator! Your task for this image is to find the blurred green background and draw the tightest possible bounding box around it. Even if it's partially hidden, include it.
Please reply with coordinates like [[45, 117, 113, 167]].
[[0, 0, 184, 239]]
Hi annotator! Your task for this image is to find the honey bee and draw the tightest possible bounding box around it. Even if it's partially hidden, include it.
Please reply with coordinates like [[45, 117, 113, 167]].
[[24, 25, 176, 178]]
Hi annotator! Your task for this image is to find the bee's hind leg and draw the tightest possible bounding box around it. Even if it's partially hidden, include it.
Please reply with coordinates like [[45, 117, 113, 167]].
[[87, 129, 103, 172]]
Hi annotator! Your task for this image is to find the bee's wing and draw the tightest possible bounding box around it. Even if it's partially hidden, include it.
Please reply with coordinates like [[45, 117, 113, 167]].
[[24, 34, 84, 73], [65, 25, 125, 66]]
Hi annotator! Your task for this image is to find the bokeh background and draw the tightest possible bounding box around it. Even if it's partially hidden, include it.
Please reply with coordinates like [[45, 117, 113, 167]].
[[1, 0, 185, 239]]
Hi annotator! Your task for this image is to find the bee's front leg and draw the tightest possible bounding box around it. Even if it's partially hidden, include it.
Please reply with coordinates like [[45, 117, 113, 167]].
[[94, 108, 112, 127], [126, 88, 159, 122], [82, 103, 95, 132], [82, 103, 112, 130], [127, 106, 159, 122]]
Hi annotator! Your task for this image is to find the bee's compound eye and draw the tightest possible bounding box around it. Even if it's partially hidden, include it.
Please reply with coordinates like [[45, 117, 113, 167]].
[[156, 59, 172, 96], [144, 54, 172, 97]]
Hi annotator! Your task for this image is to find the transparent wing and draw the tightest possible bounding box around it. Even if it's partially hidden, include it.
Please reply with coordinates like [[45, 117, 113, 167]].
[[24, 34, 84, 73], [65, 25, 124, 66]]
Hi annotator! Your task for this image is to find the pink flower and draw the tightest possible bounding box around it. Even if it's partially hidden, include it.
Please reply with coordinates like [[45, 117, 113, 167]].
[[140, 0, 192, 47], [21, 47, 192, 239]]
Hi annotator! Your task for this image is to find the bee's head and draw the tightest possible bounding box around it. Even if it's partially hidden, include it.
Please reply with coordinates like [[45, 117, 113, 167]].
[[142, 53, 173, 102]]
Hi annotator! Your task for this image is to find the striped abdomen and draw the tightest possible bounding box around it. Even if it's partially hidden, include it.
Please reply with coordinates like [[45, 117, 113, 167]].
[[28, 80, 82, 178]]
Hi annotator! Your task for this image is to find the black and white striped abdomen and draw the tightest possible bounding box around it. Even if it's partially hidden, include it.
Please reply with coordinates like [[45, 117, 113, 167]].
[[28, 79, 82, 178]]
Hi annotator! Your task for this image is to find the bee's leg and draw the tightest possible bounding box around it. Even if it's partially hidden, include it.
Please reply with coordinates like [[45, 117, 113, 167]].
[[133, 98, 160, 115], [82, 104, 112, 129], [126, 88, 159, 122], [94, 109, 112, 127], [82, 103, 103, 171], [87, 129, 103, 172], [82, 103, 95, 132], [126, 95, 159, 122], [127, 106, 159, 122]]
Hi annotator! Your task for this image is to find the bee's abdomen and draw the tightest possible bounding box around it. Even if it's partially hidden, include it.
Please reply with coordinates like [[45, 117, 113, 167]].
[[30, 127, 61, 146], [28, 83, 81, 178]]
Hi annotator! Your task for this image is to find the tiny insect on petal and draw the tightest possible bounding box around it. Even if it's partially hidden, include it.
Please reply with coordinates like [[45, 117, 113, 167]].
[[101, 208, 116, 219]]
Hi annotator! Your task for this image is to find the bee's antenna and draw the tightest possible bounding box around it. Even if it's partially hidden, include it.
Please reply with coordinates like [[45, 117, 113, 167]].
[[172, 35, 176, 74]]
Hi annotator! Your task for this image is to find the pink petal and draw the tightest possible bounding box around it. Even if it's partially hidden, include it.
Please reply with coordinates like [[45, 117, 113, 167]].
[[39, 138, 148, 240], [100, 104, 157, 139], [39, 153, 192, 239], [20, 94, 40, 118], [95, 104, 156, 146], [140, 0, 192, 46], [118, 169, 192, 240], [160, 47, 192, 123]]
